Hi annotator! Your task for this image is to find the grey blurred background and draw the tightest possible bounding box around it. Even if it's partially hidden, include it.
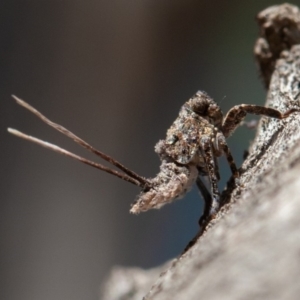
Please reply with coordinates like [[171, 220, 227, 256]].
[[0, 1, 287, 299]]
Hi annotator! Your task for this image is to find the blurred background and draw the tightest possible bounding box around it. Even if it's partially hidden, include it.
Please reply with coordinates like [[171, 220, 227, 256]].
[[0, 0, 284, 299]]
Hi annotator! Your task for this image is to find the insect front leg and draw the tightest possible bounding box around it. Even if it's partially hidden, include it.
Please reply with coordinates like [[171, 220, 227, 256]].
[[222, 104, 299, 137], [199, 136, 220, 219]]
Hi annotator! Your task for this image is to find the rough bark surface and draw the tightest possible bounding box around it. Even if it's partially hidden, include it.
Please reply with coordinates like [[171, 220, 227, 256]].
[[101, 4, 300, 300]]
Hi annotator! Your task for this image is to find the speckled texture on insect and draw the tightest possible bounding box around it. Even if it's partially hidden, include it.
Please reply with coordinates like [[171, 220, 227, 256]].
[[130, 91, 236, 221], [130, 91, 299, 227], [9, 91, 299, 232]]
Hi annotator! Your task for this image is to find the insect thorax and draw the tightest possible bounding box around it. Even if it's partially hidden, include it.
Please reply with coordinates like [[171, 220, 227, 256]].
[[130, 91, 224, 214]]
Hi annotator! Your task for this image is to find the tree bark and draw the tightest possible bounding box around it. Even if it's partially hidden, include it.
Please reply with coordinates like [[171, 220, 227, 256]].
[[101, 4, 300, 300]]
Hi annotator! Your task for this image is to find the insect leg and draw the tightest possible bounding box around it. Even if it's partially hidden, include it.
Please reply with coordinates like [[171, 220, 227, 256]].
[[199, 136, 220, 218], [213, 155, 220, 181], [216, 133, 239, 180], [181, 176, 213, 254], [196, 176, 213, 225], [222, 104, 299, 137]]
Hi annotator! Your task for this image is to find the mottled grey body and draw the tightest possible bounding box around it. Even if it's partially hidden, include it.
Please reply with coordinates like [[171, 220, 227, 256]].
[[130, 91, 234, 219], [9, 92, 299, 232], [130, 91, 298, 227]]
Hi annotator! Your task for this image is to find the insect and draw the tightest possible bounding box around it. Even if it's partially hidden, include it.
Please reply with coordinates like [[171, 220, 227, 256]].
[[8, 92, 299, 233]]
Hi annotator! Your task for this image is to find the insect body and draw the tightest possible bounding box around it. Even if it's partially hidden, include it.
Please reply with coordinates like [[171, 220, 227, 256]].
[[8, 92, 298, 231], [131, 91, 231, 220]]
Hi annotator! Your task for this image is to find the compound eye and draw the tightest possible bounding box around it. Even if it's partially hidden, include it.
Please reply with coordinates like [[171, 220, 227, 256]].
[[191, 101, 209, 115]]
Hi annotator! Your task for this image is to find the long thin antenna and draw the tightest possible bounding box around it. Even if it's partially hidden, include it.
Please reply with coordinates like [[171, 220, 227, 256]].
[[9, 95, 151, 188], [8, 128, 144, 187]]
